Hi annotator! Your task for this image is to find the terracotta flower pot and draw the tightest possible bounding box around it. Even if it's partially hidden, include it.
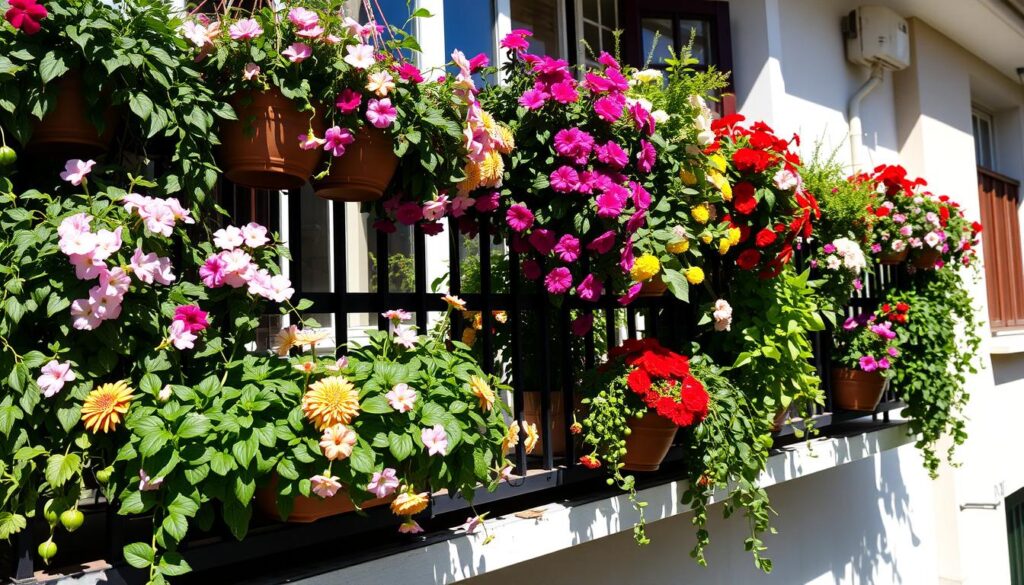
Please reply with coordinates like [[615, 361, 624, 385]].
[[314, 127, 398, 201], [622, 412, 678, 472], [255, 475, 392, 523], [831, 367, 887, 412], [877, 248, 908, 265], [220, 89, 325, 190], [638, 274, 667, 297], [912, 248, 942, 269], [28, 72, 119, 155], [521, 391, 584, 457]]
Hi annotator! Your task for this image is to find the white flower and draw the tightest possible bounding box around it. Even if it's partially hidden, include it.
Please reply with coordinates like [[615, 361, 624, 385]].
[[651, 109, 669, 124], [826, 255, 842, 270], [631, 69, 663, 84], [158, 385, 173, 402], [344, 44, 375, 70], [712, 299, 732, 332], [832, 237, 866, 273], [241, 222, 269, 247], [773, 169, 801, 191], [924, 231, 941, 249], [213, 226, 245, 250]]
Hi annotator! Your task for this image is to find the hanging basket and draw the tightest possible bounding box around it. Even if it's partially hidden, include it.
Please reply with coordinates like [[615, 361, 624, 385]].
[[28, 72, 119, 156], [313, 127, 398, 201], [912, 248, 942, 269], [219, 89, 324, 190], [255, 475, 392, 523], [877, 248, 908, 265], [621, 412, 678, 472], [638, 274, 668, 297], [831, 367, 887, 412]]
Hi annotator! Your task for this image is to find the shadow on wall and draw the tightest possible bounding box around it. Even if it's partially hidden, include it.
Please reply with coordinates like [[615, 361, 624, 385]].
[[461, 448, 921, 585]]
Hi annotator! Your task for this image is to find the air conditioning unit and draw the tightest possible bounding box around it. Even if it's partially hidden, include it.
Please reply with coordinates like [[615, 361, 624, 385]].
[[843, 6, 911, 70]]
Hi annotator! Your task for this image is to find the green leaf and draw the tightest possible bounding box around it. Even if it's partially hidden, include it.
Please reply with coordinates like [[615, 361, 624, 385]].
[[167, 494, 199, 518], [360, 394, 393, 414], [39, 51, 69, 84], [388, 432, 414, 461], [350, 444, 375, 474], [177, 413, 212, 439], [222, 501, 251, 541], [45, 453, 81, 487], [140, 430, 172, 457], [123, 542, 155, 569], [210, 451, 236, 476], [158, 552, 192, 577], [129, 92, 154, 121], [661, 269, 690, 303], [0, 513, 27, 539], [420, 402, 445, 426], [161, 511, 188, 543]]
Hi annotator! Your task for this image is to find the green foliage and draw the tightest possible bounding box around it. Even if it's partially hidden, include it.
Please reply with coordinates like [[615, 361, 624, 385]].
[[886, 270, 980, 476]]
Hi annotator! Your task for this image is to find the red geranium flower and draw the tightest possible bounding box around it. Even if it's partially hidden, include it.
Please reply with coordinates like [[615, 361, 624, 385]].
[[736, 248, 761, 270], [755, 228, 777, 248], [733, 182, 757, 215], [732, 148, 774, 174], [579, 455, 601, 469], [5, 0, 47, 35], [627, 368, 652, 395]]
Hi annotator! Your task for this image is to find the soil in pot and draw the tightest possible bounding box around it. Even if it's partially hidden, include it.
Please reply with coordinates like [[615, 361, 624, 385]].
[[28, 72, 119, 156], [877, 248, 908, 265], [912, 248, 942, 269], [831, 367, 887, 412], [622, 412, 678, 472], [220, 89, 325, 190], [255, 475, 392, 523], [314, 126, 398, 201]]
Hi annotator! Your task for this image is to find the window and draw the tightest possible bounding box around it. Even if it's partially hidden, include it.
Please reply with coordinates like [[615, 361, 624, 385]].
[[576, 0, 619, 67], [973, 109, 1024, 331], [1008, 486, 1024, 584], [511, 0, 567, 59]]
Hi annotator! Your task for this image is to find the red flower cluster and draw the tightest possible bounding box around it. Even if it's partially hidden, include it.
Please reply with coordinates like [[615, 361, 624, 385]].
[[4, 0, 47, 35], [709, 115, 820, 279], [880, 302, 910, 324], [611, 338, 709, 427]]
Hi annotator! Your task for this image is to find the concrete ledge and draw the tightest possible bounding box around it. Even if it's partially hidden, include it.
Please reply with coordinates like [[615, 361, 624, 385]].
[[284, 422, 914, 585]]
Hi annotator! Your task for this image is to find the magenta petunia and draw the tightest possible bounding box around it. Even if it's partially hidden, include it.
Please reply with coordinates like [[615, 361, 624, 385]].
[[529, 229, 557, 255], [595, 190, 626, 218], [630, 182, 651, 211], [571, 313, 595, 336], [575, 273, 603, 301], [335, 88, 362, 114], [637, 139, 656, 173], [584, 72, 614, 94], [630, 102, 656, 136], [597, 52, 620, 70], [593, 95, 625, 123], [421, 222, 444, 236], [173, 305, 209, 333], [595, 141, 628, 170], [586, 230, 616, 255], [549, 166, 580, 193], [625, 210, 646, 233], [554, 234, 581, 262], [500, 29, 532, 51], [468, 53, 490, 71], [553, 128, 595, 165], [519, 88, 549, 110], [618, 282, 643, 306], [522, 259, 542, 280], [859, 355, 879, 372], [506, 205, 535, 232], [396, 202, 423, 226], [619, 239, 635, 272], [544, 267, 573, 294], [395, 62, 424, 83], [550, 80, 579, 104], [510, 234, 530, 253], [475, 191, 500, 212]]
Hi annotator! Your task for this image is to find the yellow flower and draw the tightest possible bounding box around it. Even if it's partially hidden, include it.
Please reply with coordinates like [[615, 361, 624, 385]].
[[478, 150, 504, 187], [679, 169, 697, 186], [81, 381, 134, 433], [630, 254, 660, 282], [523, 422, 539, 454], [496, 125, 515, 154], [461, 326, 477, 346], [442, 294, 467, 310], [709, 171, 732, 201], [691, 204, 710, 224], [457, 162, 481, 195], [302, 375, 360, 431], [710, 154, 727, 172], [390, 489, 430, 516], [503, 420, 520, 452], [728, 227, 742, 245], [666, 239, 690, 254], [700, 233, 713, 244], [480, 110, 497, 134], [274, 325, 298, 357], [294, 329, 330, 347], [718, 238, 731, 255], [494, 310, 508, 324], [469, 375, 495, 412], [685, 266, 705, 285]]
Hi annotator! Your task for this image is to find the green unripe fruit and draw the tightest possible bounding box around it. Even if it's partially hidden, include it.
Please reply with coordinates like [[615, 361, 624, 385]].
[[0, 146, 15, 166], [606, 478, 615, 485], [95, 467, 113, 484], [37, 540, 57, 563], [43, 501, 58, 526], [623, 427, 632, 436], [60, 509, 84, 532]]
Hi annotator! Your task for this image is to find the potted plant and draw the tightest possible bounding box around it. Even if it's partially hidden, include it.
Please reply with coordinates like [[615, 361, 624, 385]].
[[831, 303, 907, 411], [262, 297, 514, 532]]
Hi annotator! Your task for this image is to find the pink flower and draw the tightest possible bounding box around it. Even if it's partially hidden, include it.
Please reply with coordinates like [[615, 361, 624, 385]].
[[395, 62, 424, 83], [213, 225, 245, 250], [296, 24, 324, 39], [335, 89, 362, 114], [367, 468, 400, 498], [396, 202, 423, 225], [386, 383, 418, 413], [500, 29, 532, 51], [130, 249, 175, 285], [168, 320, 197, 350], [287, 7, 319, 30], [595, 190, 626, 218], [529, 229, 557, 255], [575, 273, 603, 301], [637, 139, 656, 173], [241, 222, 269, 247], [4, 0, 47, 35], [631, 182, 651, 211], [70, 297, 102, 330], [475, 192, 500, 213], [173, 305, 209, 333], [550, 80, 579, 103], [344, 44, 375, 70], [619, 239, 634, 272], [887, 346, 899, 357], [298, 133, 325, 150], [587, 231, 616, 255], [571, 313, 595, 336], [553, 129, 594, 165], [630, 102, 656, 135], [519, 88, 549, 110], [598, 52, 620, 70], [506, 205, 534, 232], [200, 254, 227, 288], [549, 166, 580, 193], [366, 98, 397, 128], [423, 220, 444, 235], [544, 267, 573, 294], [618, 282, 643, 305], [423, 195, 449, 221], [326, 357, 349, 372], [393, 324, 418, 349], [282, 42, 312, 63], [595, 141, 628, 169], [242, 62, 260, 81], [522, 259, 542, 280], [468, 53, 489, 71], [625, 210, 646, 233], [229, 18, 262, 40], [398, 520, 424, 534], [59, 159, 95, 186], [36, 360, 75, 398], [878, 357, 891, 370], [421, 424, 449, 456], [859, 355, 878, 372], [450, 194, 475, 217], [310, 475, 342, 498], [594, 96, 624, 123], [323, 126, 355, 157], [138, 470, 163, 492], [554, 234, 580, 262], [382, 309, 412, 323]]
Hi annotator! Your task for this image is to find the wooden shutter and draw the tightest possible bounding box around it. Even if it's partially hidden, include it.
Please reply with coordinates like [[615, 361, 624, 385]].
[[978, 168, 1024, 330]]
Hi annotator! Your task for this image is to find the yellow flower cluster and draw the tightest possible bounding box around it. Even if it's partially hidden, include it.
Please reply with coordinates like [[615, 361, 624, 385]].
[[81, 381, 134, 433], [391, 489, 429, 516], [469, 375, 495, 412], [691, 203, 710, 224], [630, 254, 661, 282], [685, 266, 705, 285], [302, 375, 361, 431], [709, 171, 732, 201], [679, 168, 697, 186], [667, 239, 690, 254]]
